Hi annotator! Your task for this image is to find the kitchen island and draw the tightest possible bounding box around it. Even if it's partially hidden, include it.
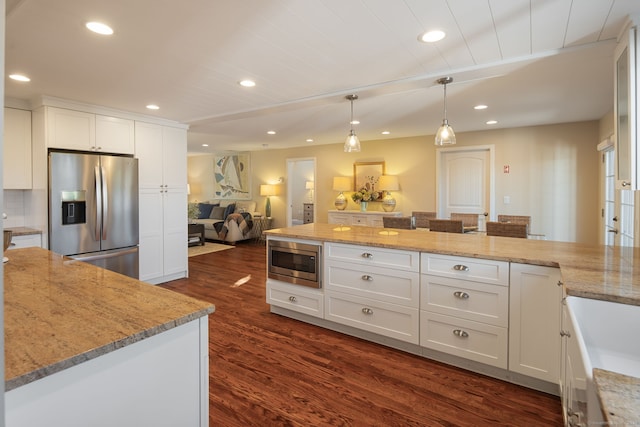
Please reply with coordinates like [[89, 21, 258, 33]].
[[264, 223, 640, 425], [4, 247, 214, 426]]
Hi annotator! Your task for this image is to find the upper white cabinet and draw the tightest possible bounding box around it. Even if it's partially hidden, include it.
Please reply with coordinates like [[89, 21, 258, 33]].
[[4, 108, 33, 189], [614, 18, 639, 190], [46, 106, 134, 154]]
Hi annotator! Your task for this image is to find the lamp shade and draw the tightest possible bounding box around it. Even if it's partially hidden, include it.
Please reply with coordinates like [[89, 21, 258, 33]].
[[260, 184, 276, 197], [332, 176, 352, 191], [378, 175, 399, 191], [305, 181, 314, 190]]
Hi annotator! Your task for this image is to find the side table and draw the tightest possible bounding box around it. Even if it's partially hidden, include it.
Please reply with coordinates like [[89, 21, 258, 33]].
[[253, 217, 272, 243], [188, 223, 205, 246]]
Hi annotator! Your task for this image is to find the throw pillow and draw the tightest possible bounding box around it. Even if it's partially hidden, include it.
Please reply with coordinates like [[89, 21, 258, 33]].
[[223, 203, 236, 219], [235, 200, 256, 214], [210, 206, 226, 220], [197, 203, 215, 219]]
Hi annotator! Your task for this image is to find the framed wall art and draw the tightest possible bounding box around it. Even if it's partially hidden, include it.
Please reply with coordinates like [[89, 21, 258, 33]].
[[353, 161, 385, 200], [214, 153, 251, 199]]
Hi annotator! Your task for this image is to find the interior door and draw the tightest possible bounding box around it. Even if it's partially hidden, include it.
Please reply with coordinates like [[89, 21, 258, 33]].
[[437, 147, 493, 229], [286, 158, 316, 227]]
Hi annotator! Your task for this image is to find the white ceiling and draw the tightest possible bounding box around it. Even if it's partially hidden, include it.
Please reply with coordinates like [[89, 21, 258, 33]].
[[5, 1, 640, 154]]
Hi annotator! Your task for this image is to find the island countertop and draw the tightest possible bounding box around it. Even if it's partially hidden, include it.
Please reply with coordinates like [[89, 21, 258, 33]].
[[4, 247, 214, 391], [265, 223, 640, 306]]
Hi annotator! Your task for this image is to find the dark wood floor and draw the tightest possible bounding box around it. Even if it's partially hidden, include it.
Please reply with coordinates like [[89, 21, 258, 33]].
[[161, 241, 563, 426]]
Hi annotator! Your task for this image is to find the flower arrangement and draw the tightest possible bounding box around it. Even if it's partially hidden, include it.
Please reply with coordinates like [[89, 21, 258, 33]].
[[351, 187, 380, 203]]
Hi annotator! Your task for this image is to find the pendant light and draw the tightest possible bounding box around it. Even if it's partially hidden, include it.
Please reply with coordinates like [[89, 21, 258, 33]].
[[344, 94, 361, 152], [435, 77, 456, 146]]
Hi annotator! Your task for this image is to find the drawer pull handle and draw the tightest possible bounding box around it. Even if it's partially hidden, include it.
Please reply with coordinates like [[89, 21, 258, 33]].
[[452, 329, 469, 338], [453, 264, 469, 272], [560, 330, 571, 338], [361, 252, 374, 259], [453, 291, 469, 299], [288, 296, 297, 302], [361, 275, 373, 281], [362, 307, 373, 315]]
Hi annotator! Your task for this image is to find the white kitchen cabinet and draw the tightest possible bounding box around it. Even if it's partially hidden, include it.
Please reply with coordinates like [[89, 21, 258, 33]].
[[560, 299, 588, 427], [324, 242, 420, 344], [8, 234, 42, 250], [46, 106, 134, 154], [509, 263, 562, 383], [135, 121, 188, 284], [4, 108, 33, 189], [327, 210, 403, 227], [420, 253, 509, 369], [266, 279, 324, 318], [614, 19, 640, 190]]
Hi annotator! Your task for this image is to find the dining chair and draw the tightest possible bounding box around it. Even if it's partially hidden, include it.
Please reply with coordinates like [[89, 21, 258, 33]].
[[412, 211, 436, 228], [382, 216, 413, 230], [428, 219, 464, 233], [486, 221, 528, 238], [497, 215, 531, 227], [450, 213, 479, 228]]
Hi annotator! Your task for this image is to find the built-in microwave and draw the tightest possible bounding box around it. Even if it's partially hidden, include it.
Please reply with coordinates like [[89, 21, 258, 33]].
[[268, 239, 321, 288]]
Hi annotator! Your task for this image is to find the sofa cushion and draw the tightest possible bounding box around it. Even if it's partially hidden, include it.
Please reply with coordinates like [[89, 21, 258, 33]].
[[223, 203, 236, 219], [235, 200, 256, 214], [197, 203, 216, 219], [210, 206, 226, 220]]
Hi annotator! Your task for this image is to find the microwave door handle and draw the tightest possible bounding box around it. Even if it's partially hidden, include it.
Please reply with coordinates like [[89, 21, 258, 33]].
[[94, 166, 102, 241], [101, 166, 108, 240]]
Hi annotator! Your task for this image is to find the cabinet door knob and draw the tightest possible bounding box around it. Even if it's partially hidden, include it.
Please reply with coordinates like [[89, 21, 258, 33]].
[[361, 307, 373, 315], [453, 291, 469, 299], [361, 252, 373, 259], [361, 275, 373, 281], [288, 296, 297, 302], [453, 264, 469, 272], [452, 329, 469, 338], [560, 330, 571, 338], [621, 181, 631, 187]]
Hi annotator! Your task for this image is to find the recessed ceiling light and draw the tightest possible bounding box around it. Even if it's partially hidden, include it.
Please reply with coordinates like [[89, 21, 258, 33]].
[[202, 144, 209, 147], [86, 22, 114, 35], [9, 74, 30, 82], [418, 30, 445, 43], [146, 104, 160, 110], [486, 120, 498, 125], [350, 120, 360, 125], [474, 104, 488, 110], [239, 80, 256, 87], [306, 139, 314, 143], [381, 131, 390, 135], [267, 130, 276, 135]]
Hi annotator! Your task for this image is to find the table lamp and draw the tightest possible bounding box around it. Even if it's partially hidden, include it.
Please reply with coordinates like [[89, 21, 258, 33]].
[[332, 176, 351, 210], [260, 184, 276, 217], [378, 175, 399, 212]]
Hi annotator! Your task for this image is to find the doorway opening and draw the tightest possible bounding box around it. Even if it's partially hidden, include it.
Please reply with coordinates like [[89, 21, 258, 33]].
[[286, 158, 316, 227]]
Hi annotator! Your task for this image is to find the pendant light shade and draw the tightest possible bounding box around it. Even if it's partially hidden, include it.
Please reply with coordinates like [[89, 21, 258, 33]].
[[435, 77, 456, 146], [344, 94, 361, 152]]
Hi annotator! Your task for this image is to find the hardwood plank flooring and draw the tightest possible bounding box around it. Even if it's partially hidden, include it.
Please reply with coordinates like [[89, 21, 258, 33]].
[[161, 242, 563, 426]]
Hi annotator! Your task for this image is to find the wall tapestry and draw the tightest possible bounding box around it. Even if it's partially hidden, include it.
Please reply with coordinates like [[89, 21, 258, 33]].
[[214, 153, 251, 199]]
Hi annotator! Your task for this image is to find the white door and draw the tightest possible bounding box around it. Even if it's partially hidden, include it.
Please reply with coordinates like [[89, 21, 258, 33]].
[[437, 147, 493, 229]]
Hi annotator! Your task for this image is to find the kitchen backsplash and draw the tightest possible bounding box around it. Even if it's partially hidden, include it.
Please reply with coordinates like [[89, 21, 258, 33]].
[[3, 190, 27, 228]]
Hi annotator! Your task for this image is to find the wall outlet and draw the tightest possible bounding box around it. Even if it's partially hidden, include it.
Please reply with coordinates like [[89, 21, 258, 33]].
[[503, 196, 510, 204]]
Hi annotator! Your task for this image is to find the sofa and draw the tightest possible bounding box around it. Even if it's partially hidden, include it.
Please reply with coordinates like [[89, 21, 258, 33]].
[[190, 200, 261, 244]]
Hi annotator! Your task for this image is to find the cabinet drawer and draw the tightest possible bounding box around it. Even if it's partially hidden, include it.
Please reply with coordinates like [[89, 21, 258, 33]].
[[420, 275, 508, 327], [420, 311, 507, 369], [327, 213, 352, 225], [8, 234, 42, 250], [325, 292, 419, 344], [421, 253, 509, 286], [267, 280, 324, 318], [325, 242, 419, 271], [325, 262, 419, 307], [350, 215, 369, 225]]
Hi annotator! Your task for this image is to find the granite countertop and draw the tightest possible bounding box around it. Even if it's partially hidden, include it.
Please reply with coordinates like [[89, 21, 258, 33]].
[[6, 226, 42, 236], [4, 247, 214, 391], [265, 223, 640, 422]]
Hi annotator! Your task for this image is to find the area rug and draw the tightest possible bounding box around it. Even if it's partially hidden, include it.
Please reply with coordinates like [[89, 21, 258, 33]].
[[188, 242, 234, 257]]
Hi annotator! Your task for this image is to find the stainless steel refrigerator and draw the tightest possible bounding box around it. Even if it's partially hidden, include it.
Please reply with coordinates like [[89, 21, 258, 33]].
[[49, 151, 139, 278]]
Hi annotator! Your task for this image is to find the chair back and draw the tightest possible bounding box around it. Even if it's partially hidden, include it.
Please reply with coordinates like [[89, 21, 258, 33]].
[[450, 213, 479, 227], [486, 221, 528, 238], [412, 211, 436, 228], [497, 215, 531, 226], [382, 216, 413, 230], [428, 219, 464, 233]]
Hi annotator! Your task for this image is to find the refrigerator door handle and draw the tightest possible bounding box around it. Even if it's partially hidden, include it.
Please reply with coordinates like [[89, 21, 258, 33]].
[[101, 166, 109, 240], [94, 166, 102, 241], [68, 246, 138, 262]]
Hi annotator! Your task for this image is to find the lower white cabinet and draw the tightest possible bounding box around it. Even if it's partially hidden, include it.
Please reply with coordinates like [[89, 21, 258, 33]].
[[266, 279, 324, 318], [509, 263, 562, 383], [8, 234, 43, 250], [561, 300, 588, 427]]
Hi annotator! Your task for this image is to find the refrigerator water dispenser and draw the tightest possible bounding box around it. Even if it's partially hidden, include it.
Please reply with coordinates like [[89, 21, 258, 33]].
[[61, 191, 86, 225]]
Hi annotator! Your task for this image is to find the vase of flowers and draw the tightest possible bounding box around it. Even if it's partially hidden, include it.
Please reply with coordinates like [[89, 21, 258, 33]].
[[351, 187, 379, 212]]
